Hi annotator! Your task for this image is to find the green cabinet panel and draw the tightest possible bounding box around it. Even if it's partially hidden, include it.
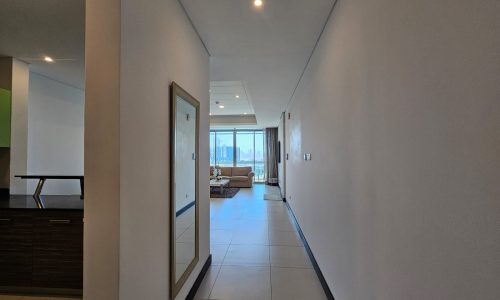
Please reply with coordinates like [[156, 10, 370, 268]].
[[0, 88, 11, 147]]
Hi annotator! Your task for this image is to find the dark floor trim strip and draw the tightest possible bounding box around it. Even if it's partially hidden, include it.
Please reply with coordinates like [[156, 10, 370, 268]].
[[284, 201, 335, 300], [186, 254, 212, 300], [176, 201, 195, 217]]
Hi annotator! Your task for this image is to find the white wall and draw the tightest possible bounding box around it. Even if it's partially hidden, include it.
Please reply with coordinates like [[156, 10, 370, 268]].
[[84, 0, 121, 298], [28, 72, 84, 195], [285, 0, 500, 299], [9, 59, 29, 194], [119, 1, 210, 300]]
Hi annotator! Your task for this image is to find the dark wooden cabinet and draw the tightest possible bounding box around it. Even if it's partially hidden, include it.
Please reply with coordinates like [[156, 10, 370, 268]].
[[0, 211, 33, 287], [33, 212, 83, 289], [0, 209, 83, 294]]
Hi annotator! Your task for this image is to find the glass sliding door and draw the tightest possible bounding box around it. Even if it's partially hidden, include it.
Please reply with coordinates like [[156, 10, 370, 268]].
[[210, 129, 265, 182], [215, 131, 234, 167], [209, 131, 216, 166], [236, 132, 254, 168]]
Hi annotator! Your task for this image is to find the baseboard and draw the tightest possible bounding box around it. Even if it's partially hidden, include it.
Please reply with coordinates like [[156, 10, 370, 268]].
[[186, 254, 212, 300], [277, 183, 286, 201], [284, 201, 335, 300]]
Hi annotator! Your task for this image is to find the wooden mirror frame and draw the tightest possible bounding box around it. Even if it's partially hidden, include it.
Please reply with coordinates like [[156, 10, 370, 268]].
[[170, 82, 200, 299]]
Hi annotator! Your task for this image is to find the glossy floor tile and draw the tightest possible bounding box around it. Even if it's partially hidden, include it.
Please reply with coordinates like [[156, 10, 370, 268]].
[[271, 267, 327, 300], [209, 266, 271, 300], [194, 265, 222, 300], [195, 184, 326, 300], [270, 245, 312, 268], [224, 244, 270, 266]]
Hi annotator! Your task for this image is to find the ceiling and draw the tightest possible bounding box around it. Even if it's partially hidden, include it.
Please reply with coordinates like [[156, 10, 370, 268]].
[[210, 81, 254, 116], [182, 0, 335, 128], [0, 0, 85, 89], [0, 0, 334, 121]]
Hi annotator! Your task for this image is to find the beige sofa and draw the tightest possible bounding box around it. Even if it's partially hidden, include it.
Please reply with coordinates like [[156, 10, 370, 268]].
[[211, 166, 255, 188]]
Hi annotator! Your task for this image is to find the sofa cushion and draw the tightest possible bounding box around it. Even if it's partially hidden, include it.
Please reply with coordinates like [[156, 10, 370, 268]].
[[231, 176, 249, 181], [219, 167, 232, 176], [232, 167, 251, 176]]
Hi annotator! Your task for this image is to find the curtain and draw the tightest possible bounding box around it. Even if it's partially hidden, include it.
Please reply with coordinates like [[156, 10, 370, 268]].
[[265, 128, 278, 185]]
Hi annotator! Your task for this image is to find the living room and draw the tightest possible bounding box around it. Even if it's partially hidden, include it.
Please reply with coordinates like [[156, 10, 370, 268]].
[[207, 81, 281, 199]]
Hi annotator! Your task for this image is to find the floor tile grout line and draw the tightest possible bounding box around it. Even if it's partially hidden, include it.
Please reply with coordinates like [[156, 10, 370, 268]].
[[208, 185, 320, 299], [207, 248, 227, 299]]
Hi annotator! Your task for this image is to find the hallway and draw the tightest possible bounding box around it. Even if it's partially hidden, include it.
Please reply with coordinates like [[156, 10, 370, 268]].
[[195, 185, 326, 300]]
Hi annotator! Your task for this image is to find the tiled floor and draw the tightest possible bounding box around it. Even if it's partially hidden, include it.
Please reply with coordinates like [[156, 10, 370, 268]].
[[195, 184, 326, 300], [0, 185, 324, 300]]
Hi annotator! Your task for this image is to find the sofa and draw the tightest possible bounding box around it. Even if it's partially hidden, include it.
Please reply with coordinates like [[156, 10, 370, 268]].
[[211, 166, 255, 188]]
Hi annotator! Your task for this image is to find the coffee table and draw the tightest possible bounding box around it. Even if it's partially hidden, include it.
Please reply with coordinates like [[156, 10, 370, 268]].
[[210, 179, 230, 195]]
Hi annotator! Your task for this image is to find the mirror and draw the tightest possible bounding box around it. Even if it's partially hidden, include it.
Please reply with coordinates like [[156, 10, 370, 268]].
[[170, 82, 199, 299]]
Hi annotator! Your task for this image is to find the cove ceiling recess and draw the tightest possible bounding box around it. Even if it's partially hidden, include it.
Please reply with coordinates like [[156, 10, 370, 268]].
[[182, 0, 335, 128], [210, 81, 254, 116]]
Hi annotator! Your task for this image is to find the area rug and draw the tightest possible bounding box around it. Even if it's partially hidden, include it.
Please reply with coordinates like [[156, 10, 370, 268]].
[[210, 187, 240, 198], [264, 193, 283, 201]]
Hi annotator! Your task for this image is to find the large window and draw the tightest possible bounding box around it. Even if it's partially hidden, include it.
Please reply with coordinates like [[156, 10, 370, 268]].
[[236, 132, 254, 167], [254, 131, 265, 181], [210, 130, 265, 182], [209, 131, 216, 166]]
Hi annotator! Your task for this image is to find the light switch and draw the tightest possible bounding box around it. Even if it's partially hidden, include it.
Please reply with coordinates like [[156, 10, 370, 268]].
[[304, 153, 311, 161]]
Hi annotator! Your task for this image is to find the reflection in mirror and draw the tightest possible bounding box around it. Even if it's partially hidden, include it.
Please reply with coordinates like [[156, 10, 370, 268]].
[[170, 82, 199, 299], [174, 95, 196, 281]]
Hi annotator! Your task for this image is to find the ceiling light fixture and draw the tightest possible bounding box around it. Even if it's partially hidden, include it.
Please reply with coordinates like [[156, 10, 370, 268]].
[[219, 105, 225, 109], [44, 56, 54, 63], [254, 0, 263, 7], [235, 95, 240, 98], [243, 112, 247, 115]]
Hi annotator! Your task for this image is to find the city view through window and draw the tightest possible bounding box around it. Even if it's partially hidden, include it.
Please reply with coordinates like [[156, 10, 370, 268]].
[[210, 130, 265, 182]]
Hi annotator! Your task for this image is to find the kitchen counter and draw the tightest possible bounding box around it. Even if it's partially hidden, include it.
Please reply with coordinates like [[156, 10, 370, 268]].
[[0, 195, 83, 210]]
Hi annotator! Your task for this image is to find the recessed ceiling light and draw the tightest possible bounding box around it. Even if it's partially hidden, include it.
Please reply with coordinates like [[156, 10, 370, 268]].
[[254, 0, 263, 7], [243, 112, 247, 115], [219, 105, 225, 109], [44, 56, 54, 63], [235, 95, 240, 98]]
